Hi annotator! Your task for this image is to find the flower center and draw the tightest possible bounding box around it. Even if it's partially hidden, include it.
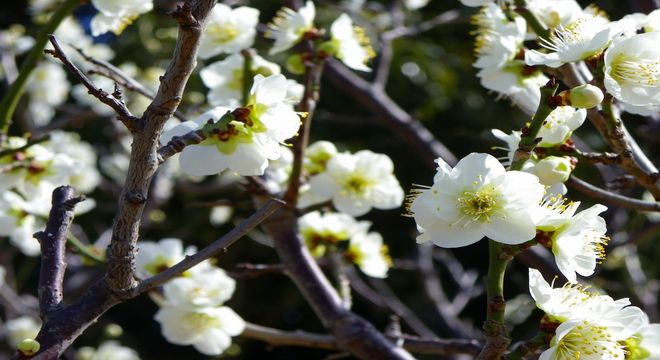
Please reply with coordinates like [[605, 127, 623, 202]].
[[457, 185, 500, 222], [554, 321, 622, 360], [622, 334, 651, 360], [185, 311, 220, 331], [208, 23, 239, 44], [611, 54, 660, 87], [341, 174, 373, 196], [144, 256, 174, 275]]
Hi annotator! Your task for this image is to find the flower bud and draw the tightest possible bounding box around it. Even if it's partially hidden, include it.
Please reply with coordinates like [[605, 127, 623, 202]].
[[532, 156, 573, 185], [17, 339, 40, 356], [103, 323, 123, 338], [286, 54, 306, 75], [565, 84, 604, 109]]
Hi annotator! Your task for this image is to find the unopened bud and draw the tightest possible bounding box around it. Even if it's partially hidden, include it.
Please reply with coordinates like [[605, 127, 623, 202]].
[[17, 338, 40, 356], [104, 323, 123, 338], [557, 84, 604, 109], [286, 54, 306, 75], [532, 156, 573, 185]]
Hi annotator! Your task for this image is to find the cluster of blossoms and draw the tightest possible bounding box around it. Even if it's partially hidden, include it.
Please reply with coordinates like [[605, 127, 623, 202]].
[[469, 0, 660, 116], [136, 239, 245, 356], [410, 153, 608, 283], [0, 132, 100, 256], [298, 211, 391, 278], [528, 269, 660, 359]]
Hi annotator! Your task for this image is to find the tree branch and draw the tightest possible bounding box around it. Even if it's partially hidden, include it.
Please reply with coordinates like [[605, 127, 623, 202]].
[[283, 53, 323, 207], [35, 186, 85, 319], [70, 45, 188, 122], [324, 60, 457, 167], [241, 322, 482, 356], [255, 199, 415, 359], [134, 198, 284, 295], [44, 36, 140, 132], [106, 0, 215, 295], [567, 175, 660, 212]]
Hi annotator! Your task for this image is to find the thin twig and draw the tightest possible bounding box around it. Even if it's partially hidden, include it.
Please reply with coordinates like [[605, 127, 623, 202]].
[[567, 176, 660, 212], [72, 45, 188, 122], [283, 54, 324, 207], [45, 35, 139, 132], [241, 322, 482, 356], [35, 186, 85, 318], [417, 244, 478, 338], [134, 199, 284, 295], [0, 135, 50, 158]]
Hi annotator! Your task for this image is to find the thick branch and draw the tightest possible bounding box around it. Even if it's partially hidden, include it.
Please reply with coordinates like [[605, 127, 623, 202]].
[[106, 0, 215, 294], [45, 36, 139, 132], [325, 61, 457, 167], [35, 186, 85, 319], [257, 203, 414, 360]]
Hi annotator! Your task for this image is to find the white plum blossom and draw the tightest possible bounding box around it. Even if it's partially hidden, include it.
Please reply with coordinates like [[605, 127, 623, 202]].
[[535, 201, 609, 282], [136, 238, 202, 278], [0, 25, 35, 55], [304, 140, 338, 175], [200, 53, 280, 107], [0, 188, 49, 256], [525, 15, 612, 68], [328, 14, 375, 72], [477, 63, 549, 115], [90, 0, 153, 36], [155, 305, 244, 356], [266, 1, 316, 55], [460, 0, 494, 6], [472, 4, 527, 70], [161, 74, 301, 176], [603, 32, 660, 107], [198, 4, 259, 59], [3, 316, 41, 348], [53, 17, 115, 62], [411, 153, 544, 248], [623, 315, 660, 360], [526, 0, 584, 29], [305, 150, 404, 216], [25, 61, 69, 126], [536, 106, 586, 147], [298, 211, 371, 257], [76, 341, 141, 360], [162, 268, 236, 308], [154, 267, 243, 356], [540, 319, 626, 360], [404, 0, 429, 10], [45, 131, 101, 194], [528, 269, 646, 332], [347, 232, 391, 278]]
